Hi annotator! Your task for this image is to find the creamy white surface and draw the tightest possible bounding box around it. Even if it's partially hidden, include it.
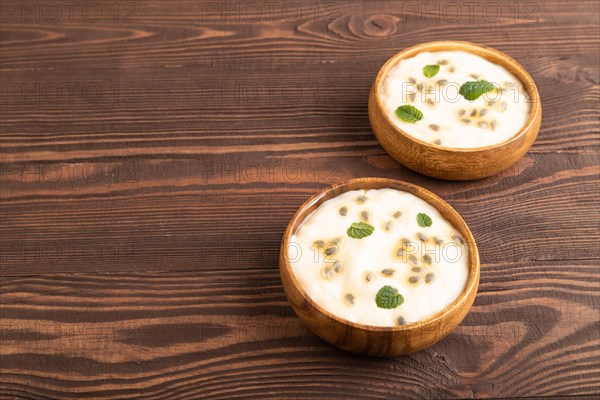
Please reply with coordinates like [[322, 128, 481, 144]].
[[381, 50, 531, 148], [289, 188, 469, 327]]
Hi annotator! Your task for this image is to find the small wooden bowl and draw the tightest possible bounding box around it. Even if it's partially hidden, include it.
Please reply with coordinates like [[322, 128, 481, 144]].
[[368, 41, 542, 180], [279, 178, 480, 356]]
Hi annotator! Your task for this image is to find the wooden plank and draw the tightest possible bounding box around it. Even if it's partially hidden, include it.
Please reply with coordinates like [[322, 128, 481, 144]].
[[1, 151, 598, 275], [0, 262, 598, 399], [1, 2, 599, 159], [1, 0, 599, 398]]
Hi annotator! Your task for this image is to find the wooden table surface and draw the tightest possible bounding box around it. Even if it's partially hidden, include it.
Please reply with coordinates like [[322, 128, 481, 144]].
[[1, 1, 599, 398]]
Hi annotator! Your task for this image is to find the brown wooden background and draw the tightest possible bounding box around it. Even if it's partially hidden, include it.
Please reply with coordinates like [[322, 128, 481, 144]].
[[1, 0, 599, 398]]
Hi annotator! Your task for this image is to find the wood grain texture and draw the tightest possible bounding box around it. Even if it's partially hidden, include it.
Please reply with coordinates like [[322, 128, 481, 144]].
[[1, 0, 599, 398], [1, 264, 598, 399]]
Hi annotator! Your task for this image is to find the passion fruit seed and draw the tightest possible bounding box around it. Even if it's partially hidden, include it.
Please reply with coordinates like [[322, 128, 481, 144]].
[[381, 268, 395, 276], [452, 234, 466, 245], [339, 206, 348, 216], [417, 232, 428, 242], [411, 266, 423, 273], [434, 139, 442, 145], [361, 210, 370, 221], [333, 261, 342, 273], [408, 275, 421, 284], [423, 254, 433, 265], [345, 293, 355, 304], [408, 254, 418, 265], [356, 195, 368, 204], [321, 265, 335, 279], [425, 272, 436, 283], [393, 211, 402, 219], [397, 316, 407, 325], [429, 124, 440, 131]]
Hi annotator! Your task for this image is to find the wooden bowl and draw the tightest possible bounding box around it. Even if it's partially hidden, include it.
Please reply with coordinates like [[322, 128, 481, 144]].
[[368, 41, 542, 180], [279, 178, 480, 356]]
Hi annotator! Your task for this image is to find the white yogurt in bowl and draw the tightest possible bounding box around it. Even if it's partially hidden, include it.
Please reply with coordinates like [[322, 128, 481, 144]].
[[380, 50, 531, 148], [289, 188, 469, 327]]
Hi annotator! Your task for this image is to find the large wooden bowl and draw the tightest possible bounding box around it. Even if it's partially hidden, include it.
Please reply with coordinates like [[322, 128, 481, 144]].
[[368, 41, 542, 180], [279, 178, 480, 356]]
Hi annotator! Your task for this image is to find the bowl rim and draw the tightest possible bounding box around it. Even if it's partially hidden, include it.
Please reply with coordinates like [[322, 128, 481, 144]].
[[373, 40, 541, 152], [280, 177, 480, 332]]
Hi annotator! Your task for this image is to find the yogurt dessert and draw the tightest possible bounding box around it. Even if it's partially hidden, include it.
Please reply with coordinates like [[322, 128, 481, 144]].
[[289, 188, 469, 327], [380, 50, 531, 148]]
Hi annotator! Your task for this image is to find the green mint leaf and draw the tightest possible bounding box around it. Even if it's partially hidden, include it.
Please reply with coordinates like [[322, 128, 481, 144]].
[[417, 213, 432, 227], [375, 285, 404, 309], [395, 105, 423, 123], [423, 64, 440, 78], [459, 80, 495, 101], [347, 222, 375, 239]]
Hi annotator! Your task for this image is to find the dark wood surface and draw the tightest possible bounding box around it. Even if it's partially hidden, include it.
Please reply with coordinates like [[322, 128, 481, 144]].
[[1, 0, 599, 398]]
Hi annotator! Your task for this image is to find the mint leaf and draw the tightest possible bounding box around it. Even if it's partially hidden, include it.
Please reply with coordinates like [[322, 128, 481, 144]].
[[347, 222, 374, 239], [459, 80, 495, 101], [395, 105, 423, 123], [423, 64, 440, 78], [375, 286, 404, 309], [417, 213, 432, 227]]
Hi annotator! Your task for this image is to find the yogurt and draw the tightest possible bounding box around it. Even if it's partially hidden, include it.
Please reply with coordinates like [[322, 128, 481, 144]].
[[380, 50, 531, 148], [289, 188, 469, 327]]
